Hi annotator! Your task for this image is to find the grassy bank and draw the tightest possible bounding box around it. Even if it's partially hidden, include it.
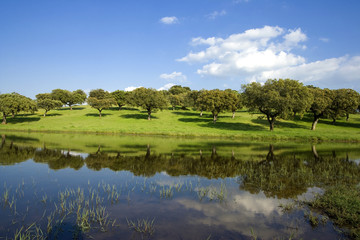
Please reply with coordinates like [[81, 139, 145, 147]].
[[1, 105, 360, 141], [304, 185, 360, 239]]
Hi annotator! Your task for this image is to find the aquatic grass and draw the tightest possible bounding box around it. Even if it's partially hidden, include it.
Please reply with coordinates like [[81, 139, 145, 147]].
[[126, 218, 155, 237], [302, 184, 360, 238], [159, 186, 173, 199]]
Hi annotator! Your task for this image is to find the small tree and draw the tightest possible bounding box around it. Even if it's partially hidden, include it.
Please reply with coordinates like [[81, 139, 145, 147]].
[[196, 89, 230, 123], [127, 87, 168, 120], [36, 94, 62, 117], [111, 90, 127, 110], [87, 89, 115, 117], [224, 89, 242, 119], [308, 87, 334, 130]]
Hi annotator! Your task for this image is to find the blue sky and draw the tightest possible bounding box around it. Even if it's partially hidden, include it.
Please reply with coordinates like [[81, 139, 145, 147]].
[[1, 0, 360, 98]]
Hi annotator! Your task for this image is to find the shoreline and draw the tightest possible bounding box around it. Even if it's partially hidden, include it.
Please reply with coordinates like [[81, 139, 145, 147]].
[[1, 128, 360, 143]]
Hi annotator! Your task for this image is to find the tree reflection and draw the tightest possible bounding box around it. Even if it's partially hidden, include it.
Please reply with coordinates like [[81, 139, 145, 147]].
[[0, 134, 359, 198]]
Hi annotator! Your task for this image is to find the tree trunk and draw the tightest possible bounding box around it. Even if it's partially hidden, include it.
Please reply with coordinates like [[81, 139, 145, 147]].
[[99, 110, 102, 118], [213, 114, 217, 123], [11, 111, 15, 118], [147, 110, 151, 120], [1, 134, 5, 148], [346, 113, 349, 121], [311, 117, 319, 130], [70, 105, 73, 110], [200, 110, 203, 117], [146, 144, 151, 159], [1, 113, 6, 125], [232, 111, 235, 119], [312, 145, 319, 159], [172, 106, 175, 110], [332, 117, 336, 124], [266, 115, 275, 131], [43, 110, 47, 117], [266, 144, 274, 161]]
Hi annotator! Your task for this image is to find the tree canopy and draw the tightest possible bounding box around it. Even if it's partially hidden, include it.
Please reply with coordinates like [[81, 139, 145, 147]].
[[0, 93, 37, 124], [242, 79, 311, 131], [127, 87, 168, 120], [51, 89, 86, 110], [36, 93, 63, 117], [196, 89, 236, 123], [308, 87, 334, 130], [111, 90, 128, 110], [87, 89, 115, 117]]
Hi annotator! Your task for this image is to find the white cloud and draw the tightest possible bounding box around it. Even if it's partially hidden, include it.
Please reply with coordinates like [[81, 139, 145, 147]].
[[157, 83, 175, 91], [160, 16, 179, 25], [124, 86, 142, 92], [319, 37, 329, 42], [178, 25, 360, 89], [160, 71, 187, 82], [207, 10, 227, 19]]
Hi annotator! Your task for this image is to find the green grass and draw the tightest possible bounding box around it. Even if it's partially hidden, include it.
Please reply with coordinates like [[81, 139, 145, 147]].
[[1, 105, 360, 141]]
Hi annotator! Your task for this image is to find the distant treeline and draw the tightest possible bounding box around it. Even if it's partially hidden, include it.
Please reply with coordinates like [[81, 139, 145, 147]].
[[0, 79, 359, 131]]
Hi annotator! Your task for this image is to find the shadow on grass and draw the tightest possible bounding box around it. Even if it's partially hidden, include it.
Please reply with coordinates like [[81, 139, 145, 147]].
[[172, 111, 205, 117], [44, 113, 62, 117], [109, 107, 140, 111], [178, 117, 266, 131], [251, 118, 308, 129], [85, 113, 112, 117], [200, 121, 266, 131], [6, 116, 41, 124], [121, 114, 158, 120], [57, 107, 85, 111], [321, 120, 360, 128]]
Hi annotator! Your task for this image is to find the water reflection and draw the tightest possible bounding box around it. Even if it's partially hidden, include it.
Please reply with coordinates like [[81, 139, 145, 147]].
[[0, 132, 359, 239]]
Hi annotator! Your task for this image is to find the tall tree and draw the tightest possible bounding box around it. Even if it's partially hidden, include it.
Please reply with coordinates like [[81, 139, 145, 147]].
[[308, 87, 334, 130], [111, 90, 127, 110], [224, 89, 243, 119], [242, 79, 311, 131], [36, 94, 62, 117], [127, 87, 168, 120], [196, 89, 231, 123], [87, 89, 115, 117]]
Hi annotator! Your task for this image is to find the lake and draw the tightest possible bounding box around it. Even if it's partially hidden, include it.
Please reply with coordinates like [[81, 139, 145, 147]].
[[0, 132, 359, 239]]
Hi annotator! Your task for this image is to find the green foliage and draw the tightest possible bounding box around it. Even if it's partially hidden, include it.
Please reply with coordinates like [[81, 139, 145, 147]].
[[196, 89, 234, 123], [327, 88, 360, 122], [0, 93, 37, 124], [242, 79, 311, 131], [51, 89, 87, 110], [87, 89, 115, 117], [167, 85, 191, 110], [224, 89, 242, 117], [308, 87, 334, 130], [111, 90, 127, 110], [127, 88, 168, 120], [36, 98, 63, 117]]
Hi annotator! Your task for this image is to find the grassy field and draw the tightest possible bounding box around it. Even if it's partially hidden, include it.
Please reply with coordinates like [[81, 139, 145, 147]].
[[1, 105, 360, 142]]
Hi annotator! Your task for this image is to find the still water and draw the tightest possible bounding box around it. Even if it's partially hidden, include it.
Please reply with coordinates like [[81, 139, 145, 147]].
[[0, 132, 359, 239]]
